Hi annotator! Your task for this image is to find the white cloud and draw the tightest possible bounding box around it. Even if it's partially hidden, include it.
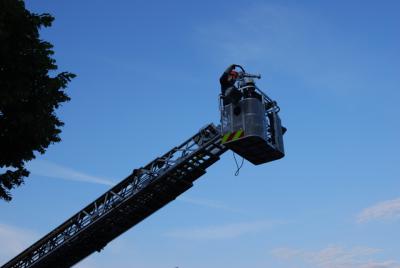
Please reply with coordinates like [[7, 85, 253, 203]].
[[177, 196, 244, 213], [165, 220, 279, 240], [27, 160, 115, 186], [0, 223, 38, 266], [357, 198, 400, 223], [271, 246, 400, 268]]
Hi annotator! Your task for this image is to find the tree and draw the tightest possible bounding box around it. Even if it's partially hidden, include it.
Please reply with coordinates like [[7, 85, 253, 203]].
[[0, 0, 75, 201]]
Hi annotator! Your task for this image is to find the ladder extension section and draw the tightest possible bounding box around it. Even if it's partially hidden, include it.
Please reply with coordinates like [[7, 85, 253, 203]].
[[2, 124, 227, 268]]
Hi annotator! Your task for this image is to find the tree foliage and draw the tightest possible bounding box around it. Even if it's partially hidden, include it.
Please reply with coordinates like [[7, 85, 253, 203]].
[[0, 0, 75, 201]]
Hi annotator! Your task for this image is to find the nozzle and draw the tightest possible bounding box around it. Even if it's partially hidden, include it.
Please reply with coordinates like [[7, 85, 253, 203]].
[[242, 73, 261, 79]]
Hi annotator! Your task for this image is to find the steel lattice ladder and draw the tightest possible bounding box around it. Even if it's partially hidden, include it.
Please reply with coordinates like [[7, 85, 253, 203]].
[[2, 124, 227, 268]]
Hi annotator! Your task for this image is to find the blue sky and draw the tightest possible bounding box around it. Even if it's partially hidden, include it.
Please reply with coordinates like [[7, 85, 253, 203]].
[[1, 1, 400, 267]]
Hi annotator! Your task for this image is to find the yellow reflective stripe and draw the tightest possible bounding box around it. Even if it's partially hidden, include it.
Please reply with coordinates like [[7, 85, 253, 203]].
[[222, 133, 231, 143], [232, 129, 243, 140]]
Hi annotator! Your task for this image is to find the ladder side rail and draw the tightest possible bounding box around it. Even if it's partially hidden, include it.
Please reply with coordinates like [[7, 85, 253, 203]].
[[2, 124, 223, 268]]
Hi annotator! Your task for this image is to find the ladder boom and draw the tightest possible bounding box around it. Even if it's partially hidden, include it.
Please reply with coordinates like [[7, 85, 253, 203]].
[[2, 124, 227, 268]]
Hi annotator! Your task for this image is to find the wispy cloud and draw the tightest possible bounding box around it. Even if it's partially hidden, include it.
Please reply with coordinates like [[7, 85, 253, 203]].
[[165, 220, 280, 240], [27, 160, 115, 186], [271, 246, 400, 268], [197, 4, 307, 64], [357, 198, 400, 223], [177, 196, 244, 214], [0, 223, 38, 266], [196, 3, 372, 96]]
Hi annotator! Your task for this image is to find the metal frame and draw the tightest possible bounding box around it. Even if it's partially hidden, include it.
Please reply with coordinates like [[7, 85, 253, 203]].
[[2, 124, 227, 268]]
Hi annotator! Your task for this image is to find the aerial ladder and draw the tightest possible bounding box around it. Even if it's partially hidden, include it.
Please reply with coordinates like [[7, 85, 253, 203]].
[[2, 65, 286, 268]]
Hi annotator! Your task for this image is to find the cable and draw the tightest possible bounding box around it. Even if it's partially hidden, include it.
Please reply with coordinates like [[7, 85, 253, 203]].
[[233, 152, 244, 176], [234, 64, 246, 72]]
